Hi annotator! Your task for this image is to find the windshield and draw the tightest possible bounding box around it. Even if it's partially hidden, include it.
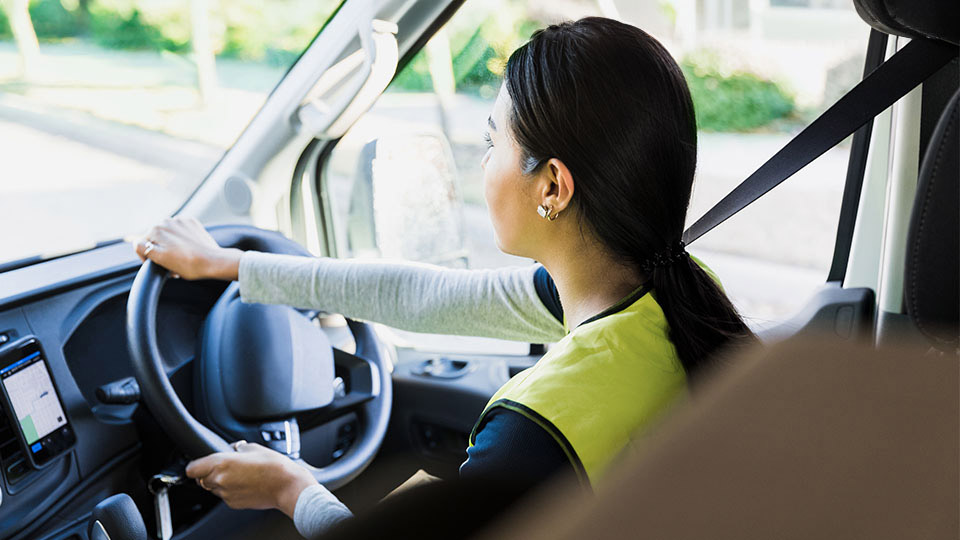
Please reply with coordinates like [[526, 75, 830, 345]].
[[0, 0, 342, 266]]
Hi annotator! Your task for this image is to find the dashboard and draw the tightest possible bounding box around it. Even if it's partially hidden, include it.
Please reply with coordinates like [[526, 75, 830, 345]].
[[0, 242, 232, 539]]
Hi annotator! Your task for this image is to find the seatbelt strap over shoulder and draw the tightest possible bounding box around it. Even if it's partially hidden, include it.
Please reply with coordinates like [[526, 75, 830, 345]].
[[683, 38, 959, 245]]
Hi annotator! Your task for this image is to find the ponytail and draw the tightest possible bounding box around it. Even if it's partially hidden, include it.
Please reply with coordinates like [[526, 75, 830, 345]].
[[649, 255, 756, 381]]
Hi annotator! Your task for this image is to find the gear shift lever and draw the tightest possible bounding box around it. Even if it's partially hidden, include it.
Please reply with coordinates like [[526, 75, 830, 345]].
[[89, 494, 149, 540]]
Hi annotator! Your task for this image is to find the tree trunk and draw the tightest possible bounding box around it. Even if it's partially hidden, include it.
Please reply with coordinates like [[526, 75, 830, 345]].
[[425, 28, 456, 139], [77, 0, 92, 34], [190, 0, 219, 105], [3, 0, 40, 79]]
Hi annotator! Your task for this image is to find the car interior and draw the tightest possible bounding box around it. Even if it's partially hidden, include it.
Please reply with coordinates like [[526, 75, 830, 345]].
[[0, 0, 955, 539]]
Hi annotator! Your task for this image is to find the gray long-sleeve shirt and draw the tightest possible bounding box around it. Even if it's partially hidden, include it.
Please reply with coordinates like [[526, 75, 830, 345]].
[[237, 251, 567, 538], [238, 251, 566, 342]]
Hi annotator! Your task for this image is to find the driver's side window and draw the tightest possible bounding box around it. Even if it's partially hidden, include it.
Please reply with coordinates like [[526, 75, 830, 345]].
[[320, 3, 536, 355], [319, 0, 868, 342], [322, 3, 534, 270]]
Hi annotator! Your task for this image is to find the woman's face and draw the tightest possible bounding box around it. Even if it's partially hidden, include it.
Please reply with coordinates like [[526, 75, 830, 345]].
[[481, 85, 540, 258]]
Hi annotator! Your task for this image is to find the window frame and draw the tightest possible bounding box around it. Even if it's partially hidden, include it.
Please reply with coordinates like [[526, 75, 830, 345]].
[[292, 0, 468, 259]]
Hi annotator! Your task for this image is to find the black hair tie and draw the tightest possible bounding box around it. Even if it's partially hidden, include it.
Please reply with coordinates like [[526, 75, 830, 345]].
[[640, 241, 689, 272]]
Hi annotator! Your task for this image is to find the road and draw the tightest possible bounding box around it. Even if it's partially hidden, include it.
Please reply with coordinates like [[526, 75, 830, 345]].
[[0, 93, 220, 262]]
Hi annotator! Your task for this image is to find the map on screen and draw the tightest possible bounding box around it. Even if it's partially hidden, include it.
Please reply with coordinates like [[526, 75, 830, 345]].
[[2, 355, 67, 445]]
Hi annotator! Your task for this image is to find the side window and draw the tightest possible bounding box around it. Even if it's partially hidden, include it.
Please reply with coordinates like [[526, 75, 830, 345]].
[[679, 1, 869, 329], [321, 0, 871, 345], [322, 2, 536, 271], [321, 3, 538, 354]]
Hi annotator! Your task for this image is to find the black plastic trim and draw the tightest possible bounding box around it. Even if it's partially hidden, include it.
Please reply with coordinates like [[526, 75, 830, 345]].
[[758, 282, 875, 343], [8, 444, 140, 540], [919, 56, 959, 165], [0, 261, 141, 313], [394, 1, 467, 76]]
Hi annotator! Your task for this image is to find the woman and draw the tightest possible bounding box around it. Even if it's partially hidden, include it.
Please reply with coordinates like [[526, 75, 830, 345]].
[[136, 17, 755, 538]]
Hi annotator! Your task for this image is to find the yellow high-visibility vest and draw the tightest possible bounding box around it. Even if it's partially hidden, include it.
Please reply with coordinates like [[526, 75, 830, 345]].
[[469, 282, 691, 487]]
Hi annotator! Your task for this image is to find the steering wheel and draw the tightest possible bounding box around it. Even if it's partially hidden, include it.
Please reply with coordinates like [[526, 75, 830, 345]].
[[126, 225, 392, 490]]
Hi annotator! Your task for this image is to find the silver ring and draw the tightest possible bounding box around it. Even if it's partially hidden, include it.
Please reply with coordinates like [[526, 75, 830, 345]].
[[143, 240, 156, 256], [231, 440, 247, 451]]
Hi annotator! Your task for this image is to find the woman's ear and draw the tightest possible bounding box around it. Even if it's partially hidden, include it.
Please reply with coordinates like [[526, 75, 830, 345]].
[[540, 158, 575, 214]]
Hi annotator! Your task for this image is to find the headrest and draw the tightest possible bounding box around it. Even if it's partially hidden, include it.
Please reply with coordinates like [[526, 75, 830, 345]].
[[854, 0, 959, 45], [905, 88, 959, 353]]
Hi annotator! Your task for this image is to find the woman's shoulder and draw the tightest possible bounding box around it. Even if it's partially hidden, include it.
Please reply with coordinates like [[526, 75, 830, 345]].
[[509, 313, 685, 405]]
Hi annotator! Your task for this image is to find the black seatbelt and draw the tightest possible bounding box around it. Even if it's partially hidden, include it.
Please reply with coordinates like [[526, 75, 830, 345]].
[[683, 38, 959, 245]]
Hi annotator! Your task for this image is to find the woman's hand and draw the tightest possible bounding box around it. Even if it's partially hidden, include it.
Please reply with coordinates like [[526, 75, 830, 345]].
[[134, 217, 242, 281], [186, 441, 319, 518]]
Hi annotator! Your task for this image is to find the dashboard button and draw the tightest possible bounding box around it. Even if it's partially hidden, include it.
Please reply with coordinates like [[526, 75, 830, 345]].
[[6, 458, 29, 484]]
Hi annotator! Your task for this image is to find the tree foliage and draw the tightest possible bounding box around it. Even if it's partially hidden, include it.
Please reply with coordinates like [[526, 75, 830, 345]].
[[682, 51, 795, 132]]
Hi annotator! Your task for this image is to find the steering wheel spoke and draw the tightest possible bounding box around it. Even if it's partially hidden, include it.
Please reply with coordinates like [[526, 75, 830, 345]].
[[299, 348, 380, 427]]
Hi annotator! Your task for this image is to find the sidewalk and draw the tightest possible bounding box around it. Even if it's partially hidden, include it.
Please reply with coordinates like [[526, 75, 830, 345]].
[[0, 41, 282, 147], [0, 41, 275, 262]]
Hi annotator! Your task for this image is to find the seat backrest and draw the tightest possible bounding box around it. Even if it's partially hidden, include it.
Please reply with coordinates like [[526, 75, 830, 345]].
[[852, 0, 959, 352], [480, 338, 959, 540], [850, 0, 959, 352], [904, 88, 959, 353]]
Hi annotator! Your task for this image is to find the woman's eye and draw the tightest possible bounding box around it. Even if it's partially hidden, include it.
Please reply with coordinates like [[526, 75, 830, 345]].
[[482, 132, 494, 149]]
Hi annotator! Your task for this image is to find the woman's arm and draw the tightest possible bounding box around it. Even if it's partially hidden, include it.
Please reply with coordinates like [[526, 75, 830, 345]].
[[185, 442, 353, 538], [292, 484, 354, 539], [238, 251, 566, 344], [134, 218, 566, 344]]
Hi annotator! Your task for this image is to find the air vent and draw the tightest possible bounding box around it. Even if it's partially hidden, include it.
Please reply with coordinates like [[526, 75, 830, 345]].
[[0, 407, 36, 487]]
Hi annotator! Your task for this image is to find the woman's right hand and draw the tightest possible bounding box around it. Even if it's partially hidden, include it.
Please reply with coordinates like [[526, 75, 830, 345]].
[[134, 217, 243, 281]]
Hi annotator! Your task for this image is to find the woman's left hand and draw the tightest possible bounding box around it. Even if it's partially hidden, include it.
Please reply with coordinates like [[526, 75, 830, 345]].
[[186, 441, 318, 518]]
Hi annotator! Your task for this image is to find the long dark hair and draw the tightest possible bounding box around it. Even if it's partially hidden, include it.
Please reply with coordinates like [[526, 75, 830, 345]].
[[505, 17, 755, 379]]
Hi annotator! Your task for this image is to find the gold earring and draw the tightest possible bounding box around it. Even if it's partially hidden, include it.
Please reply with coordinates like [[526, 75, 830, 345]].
[[537, 204, 559, 221]]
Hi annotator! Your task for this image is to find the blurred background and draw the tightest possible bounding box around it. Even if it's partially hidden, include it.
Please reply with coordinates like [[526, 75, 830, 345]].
[[0, 0, 868, 332]]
